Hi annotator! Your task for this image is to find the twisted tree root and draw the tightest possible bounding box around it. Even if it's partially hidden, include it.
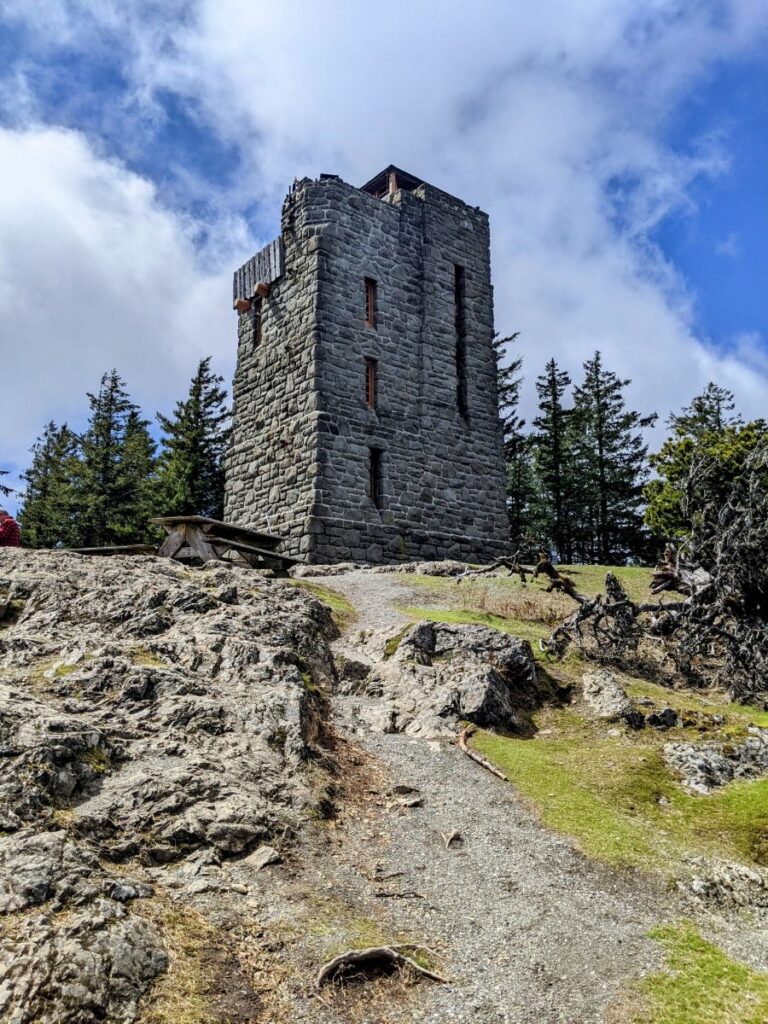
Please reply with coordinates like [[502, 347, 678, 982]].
[[315, 945, 449, 989]]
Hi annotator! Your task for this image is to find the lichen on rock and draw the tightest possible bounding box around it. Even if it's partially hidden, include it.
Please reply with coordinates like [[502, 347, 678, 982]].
[[0, 548, 338, 1023]]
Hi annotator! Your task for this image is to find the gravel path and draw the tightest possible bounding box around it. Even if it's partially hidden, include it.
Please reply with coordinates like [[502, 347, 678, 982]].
[[310, 570, 673, 1023]]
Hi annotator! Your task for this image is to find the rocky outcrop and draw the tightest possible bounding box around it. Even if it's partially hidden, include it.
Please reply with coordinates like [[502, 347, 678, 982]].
[[582, 669, 643, 727], [0, 549, 337, 1023], [346, 621, 543, 739], [371, 560, 469, 577], [663, 727, 768, 794], [683, 856, 768, 909]]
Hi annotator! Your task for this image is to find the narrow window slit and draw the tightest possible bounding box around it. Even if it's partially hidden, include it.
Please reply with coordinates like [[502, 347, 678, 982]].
[[365, 277, 377, 327], [454, 265, 469, 419], [368, 447, 383, 508], [365, 358, 377, 408]]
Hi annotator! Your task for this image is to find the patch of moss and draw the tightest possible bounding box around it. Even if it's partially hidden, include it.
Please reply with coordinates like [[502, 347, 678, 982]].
[[383, 627, 411, 659], [308, 906, 389, 955], [635, 922, 768, 1024], [302, 891, 437, 970], [129, 646, 169, 669], [51, 808, 75, 829], [301, 670, 321, 694], [78, 747, 110, 773], [288, 580, 357, 631], [471, 707, 768, 873], [53, 663, 79, 678]]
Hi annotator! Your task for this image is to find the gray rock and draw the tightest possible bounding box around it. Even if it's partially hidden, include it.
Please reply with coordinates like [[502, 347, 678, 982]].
[[0, 548, 338, 1023], [335, 655, 372, 695], [361, 622, 541, 738], [290, 562, 365, 578], [664, 727, 768, 793], [683, 856, 768, 909], [646, 707, 679, 730], [0, 831, 99, 913], [582, 670, 643, 728], [371, 560, 469, 577], [0, 899, 167, 1024], [244, 845, 281, 870]]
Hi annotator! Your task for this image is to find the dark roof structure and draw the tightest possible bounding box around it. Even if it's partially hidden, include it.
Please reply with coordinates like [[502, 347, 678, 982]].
[[360, 165, 426, 197]]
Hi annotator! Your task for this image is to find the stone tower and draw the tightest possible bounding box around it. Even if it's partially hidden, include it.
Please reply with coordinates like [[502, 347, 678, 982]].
[[224, 166, 510, 564]]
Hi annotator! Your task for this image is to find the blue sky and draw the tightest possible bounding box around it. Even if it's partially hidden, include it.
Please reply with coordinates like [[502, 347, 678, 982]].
[[1, 1, 767, 512], [655, 52, 767, 348]]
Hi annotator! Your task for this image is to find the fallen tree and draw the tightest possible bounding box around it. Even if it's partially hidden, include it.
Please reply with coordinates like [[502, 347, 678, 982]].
[[542, 439, 768, 704]]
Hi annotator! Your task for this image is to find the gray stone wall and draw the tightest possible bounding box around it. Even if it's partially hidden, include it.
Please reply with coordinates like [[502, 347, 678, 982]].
[[224, 183, 320, 557], [225, 172, 510, 564]]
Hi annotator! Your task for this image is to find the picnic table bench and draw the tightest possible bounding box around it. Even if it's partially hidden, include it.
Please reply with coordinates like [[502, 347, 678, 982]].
[[149, 516, 295, 574], [70, 544, 158, 557]]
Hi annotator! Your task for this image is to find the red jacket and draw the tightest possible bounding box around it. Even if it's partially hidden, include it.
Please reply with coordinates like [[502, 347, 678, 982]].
[[0, 517, 21, 547]]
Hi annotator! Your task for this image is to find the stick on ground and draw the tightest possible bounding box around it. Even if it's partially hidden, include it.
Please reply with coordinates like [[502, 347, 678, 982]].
[[457, 725, 509, 781]]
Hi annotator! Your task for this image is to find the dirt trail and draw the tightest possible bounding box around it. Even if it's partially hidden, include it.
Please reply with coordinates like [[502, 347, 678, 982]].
[[309, 570, 672, 1024]]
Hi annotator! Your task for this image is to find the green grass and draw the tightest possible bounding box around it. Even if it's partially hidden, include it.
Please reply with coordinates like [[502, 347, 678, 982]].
[[471, 708, 768, 873], [53, 663, 79, 678], [129, 646, 169, 669], [288, 580, 357, 630], [407, 564, 662, 603], [636, 922, 768, 1024], [395, 604, 550, 651]]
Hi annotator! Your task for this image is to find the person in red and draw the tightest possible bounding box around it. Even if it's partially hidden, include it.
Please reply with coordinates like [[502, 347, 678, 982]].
[[0, 507, 21, 547]]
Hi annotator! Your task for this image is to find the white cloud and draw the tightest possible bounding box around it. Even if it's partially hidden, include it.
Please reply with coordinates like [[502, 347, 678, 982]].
[[129, 0, 768, 426], [1, 0, 768, 512], [715, 231, 742, 258], [0, 126, 249, 507]]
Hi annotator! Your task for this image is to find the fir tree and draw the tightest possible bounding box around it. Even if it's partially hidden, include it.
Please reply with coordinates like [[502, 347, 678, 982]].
[[645, 383, 765, 540], [531, 359, 576, 561], [111, 411, 158, 541], [0, 470, 11, 498], [156, 358, 231, 519], [18, 422, 80, 548], [493, 332, 536, 548], [571, 351, 656, 562], [74, 370, 143, 546], [670, 382, 741, 438], [493, 332, 524, 459]]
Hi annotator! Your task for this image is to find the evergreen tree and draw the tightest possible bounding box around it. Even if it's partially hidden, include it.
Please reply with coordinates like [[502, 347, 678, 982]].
[[493, 332, 524, 458], [111, 411, 158, 541], [531, 359, 576, 561], [74, 370, 144, 546], [645, 383, 765, 540], [156, 358, 231, 519], [571, 351, 656, 562], [670, 382, 741, 438], [18, 422, 80, 548], [493, 332, 537, 549], [505, 434, 538, 554], [0, 470, 11, 498]]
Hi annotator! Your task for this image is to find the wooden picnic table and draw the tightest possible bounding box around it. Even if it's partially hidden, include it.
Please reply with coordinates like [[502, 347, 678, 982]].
[[149, 515, 294, 574]]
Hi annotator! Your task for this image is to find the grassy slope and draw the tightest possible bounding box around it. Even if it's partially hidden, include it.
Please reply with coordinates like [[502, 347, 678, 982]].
[[637, 923, 768, 1024], [392, 564, 768, 1023]]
